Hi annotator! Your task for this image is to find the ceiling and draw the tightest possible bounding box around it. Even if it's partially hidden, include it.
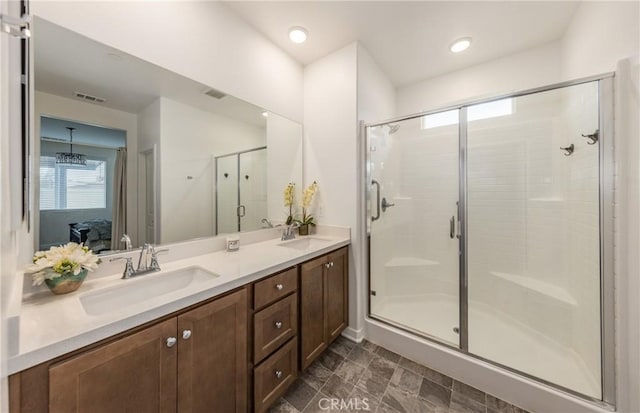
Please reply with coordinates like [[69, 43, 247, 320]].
[[34, 18, 268, 128], [225, 1, 581, 87]]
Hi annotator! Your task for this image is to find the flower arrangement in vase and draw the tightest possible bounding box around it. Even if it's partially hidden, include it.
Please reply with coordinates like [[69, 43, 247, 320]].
[[283, 182, 297, 225], [297, 181, 318, 235], [26, 242, 101, 295]]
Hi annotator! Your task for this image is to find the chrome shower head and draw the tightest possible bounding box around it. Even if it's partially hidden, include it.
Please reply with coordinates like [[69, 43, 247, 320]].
[[386, 124, 400, 134]]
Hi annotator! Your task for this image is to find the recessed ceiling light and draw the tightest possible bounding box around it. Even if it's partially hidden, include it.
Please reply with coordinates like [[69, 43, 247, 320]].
[[450, 37, 472, 53], [261, 111, 269, 118], [288, 27, 308, 44]]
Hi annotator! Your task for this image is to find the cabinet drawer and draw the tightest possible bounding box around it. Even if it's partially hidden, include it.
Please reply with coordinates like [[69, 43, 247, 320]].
[[254, 267, 297, 309], [254, 338, 298, 413], [254, 293, 297, 363]]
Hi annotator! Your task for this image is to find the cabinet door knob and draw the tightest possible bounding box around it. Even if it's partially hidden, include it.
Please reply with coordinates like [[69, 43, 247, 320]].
[[330, 261, 334, 267], [275, 283, 284, 290], [275, 370, 283, 379], [324, 263, 330, 269], [182, 329, 192, 340], [166, 337, 177, 348], [274, 321, 283, 329]]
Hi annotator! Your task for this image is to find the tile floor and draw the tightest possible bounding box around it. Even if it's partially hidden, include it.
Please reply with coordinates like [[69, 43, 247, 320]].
[[270, 337, 531, 413]]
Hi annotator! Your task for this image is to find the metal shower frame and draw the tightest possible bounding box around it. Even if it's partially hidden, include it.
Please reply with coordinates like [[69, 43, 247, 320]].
[[364, 73, 615, 409]]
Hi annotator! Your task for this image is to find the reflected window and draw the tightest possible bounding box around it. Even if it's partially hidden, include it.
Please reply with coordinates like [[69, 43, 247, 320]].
[[40, 156, 107, 210]]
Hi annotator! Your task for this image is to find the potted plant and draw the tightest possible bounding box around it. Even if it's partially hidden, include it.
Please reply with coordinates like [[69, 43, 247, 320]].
[[283, 182, 297, 225], [26, 242, 101, 295], [297, 181, 318, 236]]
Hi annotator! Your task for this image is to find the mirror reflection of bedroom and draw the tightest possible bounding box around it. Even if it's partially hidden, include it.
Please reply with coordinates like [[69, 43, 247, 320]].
[[38, 115, 126, 253]]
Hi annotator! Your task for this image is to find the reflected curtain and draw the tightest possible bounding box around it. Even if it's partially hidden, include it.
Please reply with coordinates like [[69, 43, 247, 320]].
[[111, 148, 127, 250]]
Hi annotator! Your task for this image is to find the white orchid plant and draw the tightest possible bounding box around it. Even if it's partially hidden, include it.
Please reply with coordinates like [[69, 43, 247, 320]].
[[26, 242, 101, 286], [297, 181, 318, 227], [283, 182, 296, 225]]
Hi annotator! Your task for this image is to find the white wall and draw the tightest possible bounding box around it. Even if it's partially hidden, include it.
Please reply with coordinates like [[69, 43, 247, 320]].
[[158, 97, 265, 244], [266, 112, 303, 223], [136, 98, 161, 244], [396, 41, 562, 115], [355, 44, 396, 340], [614, 56, 640, 413], [34, 91, 138, 250], [30, 1, 304, 123], [562, 1, 640, 80], [304, 42, 359, 335]]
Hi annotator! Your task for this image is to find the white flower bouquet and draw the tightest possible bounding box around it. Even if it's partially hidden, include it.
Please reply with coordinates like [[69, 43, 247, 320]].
[[26, 242, 101, 293]]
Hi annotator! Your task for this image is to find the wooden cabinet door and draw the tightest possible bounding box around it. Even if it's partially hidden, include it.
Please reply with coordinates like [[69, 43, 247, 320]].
[[49, 318, 177, 413], [300, 255, 327, 370], [177, 288, 248, 413], [326, 247, 348, 343]]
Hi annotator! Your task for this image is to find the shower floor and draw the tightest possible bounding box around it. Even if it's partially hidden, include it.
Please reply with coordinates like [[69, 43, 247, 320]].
[[372, 293, 600, 399]]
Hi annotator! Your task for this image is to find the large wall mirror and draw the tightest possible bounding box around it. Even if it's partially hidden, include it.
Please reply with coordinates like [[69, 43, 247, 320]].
[[33, 17, 303, 254]]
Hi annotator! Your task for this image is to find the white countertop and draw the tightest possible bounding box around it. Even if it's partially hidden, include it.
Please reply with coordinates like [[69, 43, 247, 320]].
[[8, 227, 350, 374]]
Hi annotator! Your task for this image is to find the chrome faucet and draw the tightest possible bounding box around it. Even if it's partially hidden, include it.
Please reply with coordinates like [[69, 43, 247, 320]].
[[261, 218, 274, 228], [110, 244, 169, 279], [120, 234, 132, 250], [281, 222, 299, 241]]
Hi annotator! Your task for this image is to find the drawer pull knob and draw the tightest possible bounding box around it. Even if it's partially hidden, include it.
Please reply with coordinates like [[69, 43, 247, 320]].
[[275, 370, 283, 379], [182, 329, 192, 340], [166, 337, 177, 348], [275, 283, 284, 290], [274, 321, 283, 329]]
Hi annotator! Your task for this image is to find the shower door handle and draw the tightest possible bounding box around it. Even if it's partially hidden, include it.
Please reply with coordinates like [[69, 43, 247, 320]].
[[381, 197, 395, 212], [371, 180, 381, 221], [450, 216, 455, 239], [237, 205, 246, 217]]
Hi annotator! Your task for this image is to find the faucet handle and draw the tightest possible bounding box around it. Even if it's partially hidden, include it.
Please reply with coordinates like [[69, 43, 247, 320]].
[[149, 248, 169, 270], [110, 257, 135, 279]]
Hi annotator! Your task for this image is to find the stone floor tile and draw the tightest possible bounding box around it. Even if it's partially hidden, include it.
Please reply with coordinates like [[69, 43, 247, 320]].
[[301, 361, 334, 391], [284, 378, 319, 412], [377, 401, 401, 413], [348, 347, 376, 367], [376, 347, 402, 364], [382, 385, 417, 413], [390, 367, 422, 394], [321, 374, 355, 400], [450, 391, 486, 413], [360, 339, 379, 353], [356, 369, 390, 397], [418, 378, 452, 409], [486, 395, 526, 413], [453, 381, 485, 404], [302, 392, 331, 413], [348, 386, 380, 412], [331, 336, 357, 358], [270, 398, 301, 413], [369, 355, 397, 380], [335, 359, 367, 385], [319, 349, 346, 371]]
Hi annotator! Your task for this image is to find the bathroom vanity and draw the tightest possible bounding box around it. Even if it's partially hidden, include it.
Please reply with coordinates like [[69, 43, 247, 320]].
[[7, 229, 350, 413]]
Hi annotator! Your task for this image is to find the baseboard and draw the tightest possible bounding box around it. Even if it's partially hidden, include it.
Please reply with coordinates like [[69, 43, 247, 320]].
[[341, 325, 365, 343]]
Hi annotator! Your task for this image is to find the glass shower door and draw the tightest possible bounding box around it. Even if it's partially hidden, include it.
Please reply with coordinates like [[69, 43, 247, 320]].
[[368, 112, 461, 346], [466, 81, 602, 398]]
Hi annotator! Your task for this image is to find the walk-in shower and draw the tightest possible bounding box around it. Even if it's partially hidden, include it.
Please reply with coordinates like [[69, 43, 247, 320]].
[[366, 75, 614, 405]]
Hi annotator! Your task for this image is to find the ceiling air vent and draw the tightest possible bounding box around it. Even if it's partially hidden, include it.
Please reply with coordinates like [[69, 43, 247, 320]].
[[73, 91, 106, 103], [204, 88, 227, 99]]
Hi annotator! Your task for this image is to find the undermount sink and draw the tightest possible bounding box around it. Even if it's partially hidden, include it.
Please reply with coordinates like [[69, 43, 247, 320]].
[[80, 266, 219, 316], [277, 237, 332, 251]]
